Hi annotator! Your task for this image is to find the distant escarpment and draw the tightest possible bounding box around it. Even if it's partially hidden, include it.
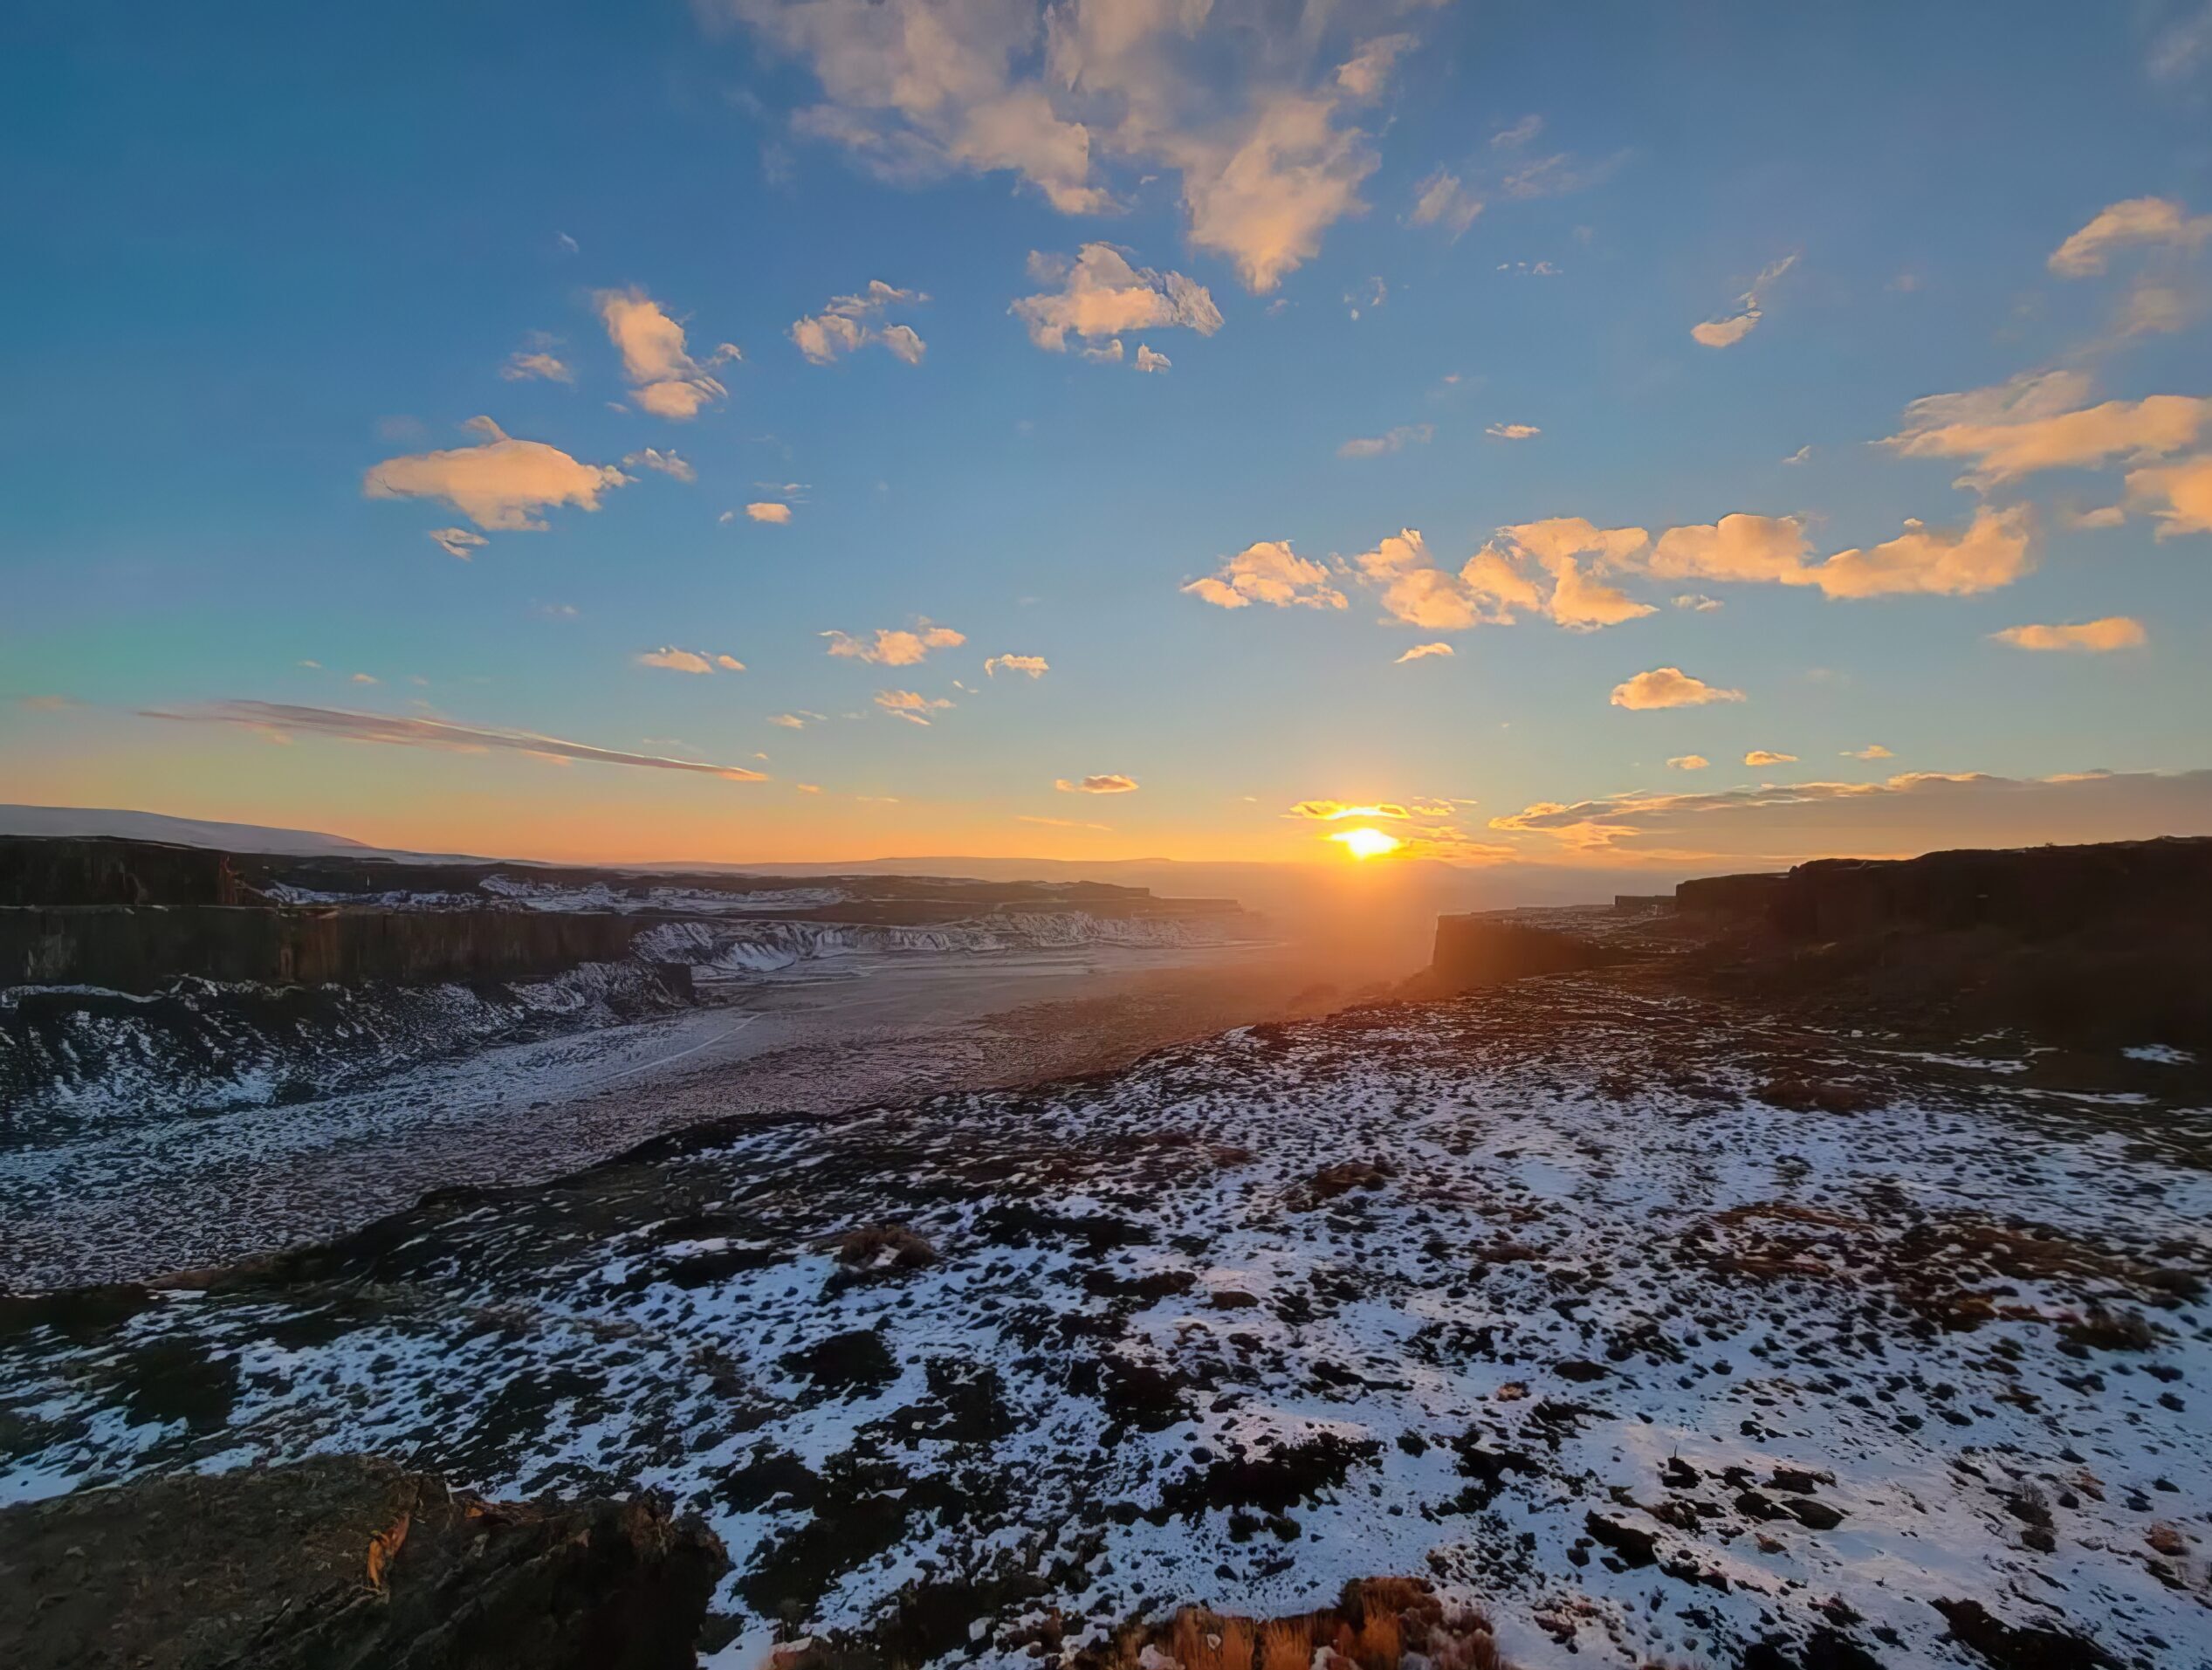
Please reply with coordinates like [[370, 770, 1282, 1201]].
[[1429, 835, 2212, 1052]]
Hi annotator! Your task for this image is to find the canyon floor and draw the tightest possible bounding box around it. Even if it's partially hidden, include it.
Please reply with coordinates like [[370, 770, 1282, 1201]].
[[0, 943, 1339, 1290], [3, 972, 2207, 1668]]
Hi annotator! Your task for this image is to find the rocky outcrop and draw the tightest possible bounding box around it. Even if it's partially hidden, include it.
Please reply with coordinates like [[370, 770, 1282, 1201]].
[[1425, 914, 1618, 992], [0, 905, 653, 992], [0, 1455, 727, 1670]]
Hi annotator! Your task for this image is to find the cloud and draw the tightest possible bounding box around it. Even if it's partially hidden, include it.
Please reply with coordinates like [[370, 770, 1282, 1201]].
[[1783, 445, 1812, 465], [721, 1, 1417, 292], [1488, 768, 2212, 863], [1610, 667, 1745, 711], [1019, 814, 1111, 830], [595, 288, 739, 419], [1056, 773, 1137, 794], [1184, 540, 1348, 611], [2071, 505, 2127, 530], [623, 448, 697, 483], [1692, 253, 1796, 348], [1287, 801, 1416, 821], [1744, 750, 1797, 766], [1492, 114, 1543, 150], [2048, 197, 2212, 277], [1879, 370, 2210, 489], [2126, 453, 2212, 538], [1644, 506, 2034, 598], [1811, 505, 2034, 598], [1338, 423, 1433, 459], [746, 501, 794, 524], [1012, 244, 1220, 353], [363, 417, 629, 533], [637, 646, 745, 674], [1134, 343, 1171, 374], [2150, 5, 2212, 81], [1666, 755, 1709, 771], [1843, 744, 1893, 760], [1395, 643, 1453, 663], [874, 688, 954, 725], [1410, 169, 1483, 239], [824, 622, 965, 664], [1499, 148, 1629, 201], [985, 654, 1048, 677], [143, 700, 768, 780], [1992, 616, 2147, 652], [501, 348, 574, 384], [427, 527, 488, 560], [791, 279, 930, 365], [1675, 594, 1722, 612], [1485, 423, 1541, 440]]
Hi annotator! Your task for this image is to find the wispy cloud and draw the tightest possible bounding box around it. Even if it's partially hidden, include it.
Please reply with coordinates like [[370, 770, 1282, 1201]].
[[1692, 253, 1796, 348], [623, 447, 697, 482], [1338, 423, 1433, 459], [1484, 423, 1540, 441], [141, 701, 768, 780], [874, 688, 955, 725], [1879, 370, 2209, 489], [637, 646, 745, 673], [1055, 773, 1137, 794], [984, 654, 1048, 677], [1394, 643, 1453, 663], [2048, 196, 2212, 277]]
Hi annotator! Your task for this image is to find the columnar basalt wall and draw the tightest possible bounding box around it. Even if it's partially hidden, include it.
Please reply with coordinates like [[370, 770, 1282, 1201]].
[[1428, 914, 1615, 990], [0, 907, 647, 992]]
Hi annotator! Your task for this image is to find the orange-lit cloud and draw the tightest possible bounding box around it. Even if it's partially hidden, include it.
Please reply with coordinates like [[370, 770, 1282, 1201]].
[[746, 501, 793, 524], [596, 287, 739, 419], [1490, 768, 2212, 865], [636, 646, 745, 673], [824, 622, 965, 664], [1338, 424, 1433, 459], [2048, 196, 2212, 277], [500, 347, 573, 384], [727, 2, 1413, 292], [1992, 616, 2147, 652], [791, 280, 929, 365], [1611, 667, 1745, 710], [874, 689, 954, 725], [1745, 750, 1797, 766], [1012, 244, 1220, 353], [2126, 453, 2212, 538], [1184, 540, 1348, 611], [1288, 801, 1411, 821], [1692, 254, 1796, 347], [1667, 755, 1709, 770], [1394, 643, 1453, 663], [363, 417, 629, 533], [1879, 370, 2209, 489], [1843, 744, 1893, 760], [1813, 505, 2034, 597], [984, 654, 1048, 677], [1485, 423, 1541, 440], [1056, 773, 1137, 794], [141, 701, 768, 780]]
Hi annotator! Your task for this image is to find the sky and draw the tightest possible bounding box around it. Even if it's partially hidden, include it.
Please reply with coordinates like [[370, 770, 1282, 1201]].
[[5, 0, 2212, 876]]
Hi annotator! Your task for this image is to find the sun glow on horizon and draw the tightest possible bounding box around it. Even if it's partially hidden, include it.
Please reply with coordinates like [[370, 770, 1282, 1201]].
[[1329, 827, 1403, 860]]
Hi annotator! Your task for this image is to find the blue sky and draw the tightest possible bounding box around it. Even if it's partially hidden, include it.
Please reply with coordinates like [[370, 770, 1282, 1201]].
[[4, 0, 2211, 869]]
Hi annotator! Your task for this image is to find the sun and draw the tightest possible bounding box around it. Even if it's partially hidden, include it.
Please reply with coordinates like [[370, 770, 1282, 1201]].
[[1329, 827, 1403, 860]]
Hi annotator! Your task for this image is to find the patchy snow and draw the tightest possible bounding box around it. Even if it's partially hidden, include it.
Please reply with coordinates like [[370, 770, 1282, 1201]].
[[3, 980, 2207, 1669], [2126, 1045, 2199, 1067]]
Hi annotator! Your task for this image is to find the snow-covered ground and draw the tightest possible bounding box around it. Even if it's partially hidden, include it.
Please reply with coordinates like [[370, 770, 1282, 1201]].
[[3, 978, 2206, 1667]]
